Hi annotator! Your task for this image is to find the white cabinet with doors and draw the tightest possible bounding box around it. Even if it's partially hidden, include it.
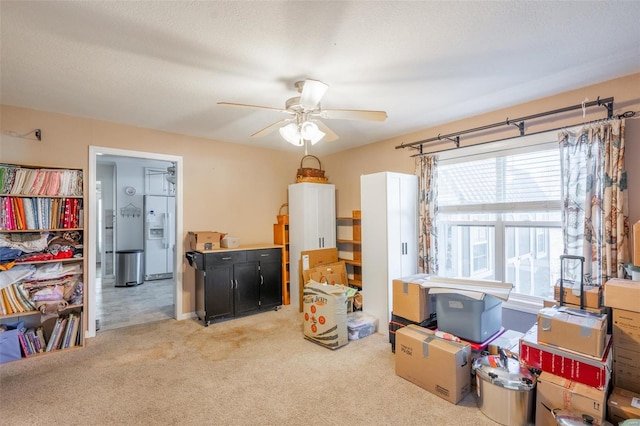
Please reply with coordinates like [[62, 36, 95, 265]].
[[361, 172, 418, 335], [288, 183, 336, 310]]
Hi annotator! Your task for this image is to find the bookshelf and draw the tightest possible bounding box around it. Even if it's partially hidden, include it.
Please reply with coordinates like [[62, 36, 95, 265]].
[[336, 210, 362, 288], [273, 220, 290, 305], [0, 163, 86, 363]]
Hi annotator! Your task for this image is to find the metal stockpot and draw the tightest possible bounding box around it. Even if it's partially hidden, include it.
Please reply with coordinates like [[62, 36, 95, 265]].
[[472, 352, 536, 426], [552, 409, 614, 426]]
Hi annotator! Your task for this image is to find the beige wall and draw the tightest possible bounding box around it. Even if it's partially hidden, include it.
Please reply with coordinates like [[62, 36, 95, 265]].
[[324, 73, 640, 223], [2, 72, 639, 317]]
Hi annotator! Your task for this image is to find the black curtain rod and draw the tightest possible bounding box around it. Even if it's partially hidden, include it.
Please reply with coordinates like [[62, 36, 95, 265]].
[[409, 110, 636, 158], [395, 96, 614, 152]]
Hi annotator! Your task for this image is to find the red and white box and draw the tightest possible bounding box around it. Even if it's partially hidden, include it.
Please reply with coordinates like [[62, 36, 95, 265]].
[[519, 325, 612, 390]]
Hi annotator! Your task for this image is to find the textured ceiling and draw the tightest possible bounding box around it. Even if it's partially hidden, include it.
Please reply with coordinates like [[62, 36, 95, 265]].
[[1, 1, 639, 155]]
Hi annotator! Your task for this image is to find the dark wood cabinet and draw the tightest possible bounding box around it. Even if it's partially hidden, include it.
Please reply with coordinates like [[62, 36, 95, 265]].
[[187, 246, 282, 326]]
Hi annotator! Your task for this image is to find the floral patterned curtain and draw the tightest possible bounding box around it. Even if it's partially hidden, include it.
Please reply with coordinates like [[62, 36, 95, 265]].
[[415, 155, 438, 274], [558, 119, 629, 286]]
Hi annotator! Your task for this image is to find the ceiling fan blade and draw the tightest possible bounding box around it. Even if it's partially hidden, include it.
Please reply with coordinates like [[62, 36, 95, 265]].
[[218, 102, 287, 113], [320, 109, 388, 122], [299, 79, 329, 110], [251, 118, 292, 138], [313, 120, 339, 142]]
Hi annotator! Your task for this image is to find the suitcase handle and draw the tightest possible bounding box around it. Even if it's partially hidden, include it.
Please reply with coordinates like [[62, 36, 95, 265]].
[[559, 255, 585, 309]]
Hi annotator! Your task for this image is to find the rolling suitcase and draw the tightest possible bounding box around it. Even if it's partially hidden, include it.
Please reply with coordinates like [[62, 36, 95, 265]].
[[558, 254, 586, 309]]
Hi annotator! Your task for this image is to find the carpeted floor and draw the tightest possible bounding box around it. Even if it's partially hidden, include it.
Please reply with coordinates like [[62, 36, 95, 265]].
[[0, 305, 498, 425]]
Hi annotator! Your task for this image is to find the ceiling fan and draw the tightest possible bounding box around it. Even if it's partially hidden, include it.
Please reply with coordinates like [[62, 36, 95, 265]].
[[218, 79, 387, 146]]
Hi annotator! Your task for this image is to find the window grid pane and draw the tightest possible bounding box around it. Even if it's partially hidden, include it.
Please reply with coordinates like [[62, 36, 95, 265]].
[[436, 145, 562, 300]]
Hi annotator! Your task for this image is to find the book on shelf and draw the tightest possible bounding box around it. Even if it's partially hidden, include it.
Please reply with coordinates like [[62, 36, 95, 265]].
[[27, 328, 43, 353], [17, 330, 32, 357], [35, 327, 47, 352], [45, 317, 64, 352], [61, 312, 76, 349], [69, 313, 80, 347]]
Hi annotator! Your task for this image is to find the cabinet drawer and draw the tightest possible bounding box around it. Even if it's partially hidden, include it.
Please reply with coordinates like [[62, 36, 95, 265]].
[[247, 249, 281, 262], [203, 251, 247, 265]]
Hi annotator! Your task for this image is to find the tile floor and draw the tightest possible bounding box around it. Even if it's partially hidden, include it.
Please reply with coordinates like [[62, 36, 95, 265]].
[[95, 270, 174, 331]]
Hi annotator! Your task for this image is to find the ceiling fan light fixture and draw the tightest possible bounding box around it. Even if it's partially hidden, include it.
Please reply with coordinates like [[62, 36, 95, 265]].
[[300, 121, 325, 144], [279, 122, 303, 146], [298, 79, 329, 110]]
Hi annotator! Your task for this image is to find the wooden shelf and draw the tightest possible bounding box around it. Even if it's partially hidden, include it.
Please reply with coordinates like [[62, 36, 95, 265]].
[[13, 257, 84, 266], [0, 228, 83, 233], [0, 163, 86, 361], [347, 279, 362, 288], [0, 194, 83, 199], [273, 222, 290, 305], [336, 210, 362, 290], [0, 303, 84, 320]]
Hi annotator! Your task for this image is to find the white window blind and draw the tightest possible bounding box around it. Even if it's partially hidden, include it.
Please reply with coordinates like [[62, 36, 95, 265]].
[[438, 148, 561, 209]]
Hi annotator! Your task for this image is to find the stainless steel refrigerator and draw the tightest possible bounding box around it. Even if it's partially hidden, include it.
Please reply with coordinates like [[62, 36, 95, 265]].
[[143, 195, 175, 281]]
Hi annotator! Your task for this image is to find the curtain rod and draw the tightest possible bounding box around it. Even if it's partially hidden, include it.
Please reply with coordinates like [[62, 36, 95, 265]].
[[395, 96, 614, 153], [409, 110, 636, 158]]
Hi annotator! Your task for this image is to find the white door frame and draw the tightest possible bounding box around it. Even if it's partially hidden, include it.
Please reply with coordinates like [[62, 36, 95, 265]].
[[87, 146, 185, 338]]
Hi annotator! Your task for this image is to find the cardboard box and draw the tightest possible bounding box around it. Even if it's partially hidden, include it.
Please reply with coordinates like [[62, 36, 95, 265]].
[[634, 220, 640, 267], [613, 346, 640, 393], [543, 299, 612, 334], [534, 371, 607, 426], [298, 248, 339, 311], [187, 231, 224, 251], [395, 324, 471, 404], [605, 279, 640, 312], [220, 236, 240, 248], [613, 309, 640, 352], [519, 325, 612, 390], [302, 281, 348, 350], [537, 306, 607, 358], [303, 261, 348, 286], [608, 387, 640, 424], [388, 312, 437, 353], [554, 283, 602, 309], [392, 274, 436, 323]]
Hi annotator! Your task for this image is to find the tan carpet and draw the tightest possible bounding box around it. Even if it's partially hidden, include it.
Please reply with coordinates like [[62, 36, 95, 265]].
[[0, 305, 497, 425]]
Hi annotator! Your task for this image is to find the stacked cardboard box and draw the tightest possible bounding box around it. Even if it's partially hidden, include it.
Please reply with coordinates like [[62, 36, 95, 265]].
[[520, 304, 611, 426], [388, 274, 437, 352], [395, 324, 471, 404], [604, 278, 640, 423]]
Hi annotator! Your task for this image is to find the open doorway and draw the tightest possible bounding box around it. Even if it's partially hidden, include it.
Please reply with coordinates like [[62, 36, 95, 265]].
[[87, 147, 184, 338]]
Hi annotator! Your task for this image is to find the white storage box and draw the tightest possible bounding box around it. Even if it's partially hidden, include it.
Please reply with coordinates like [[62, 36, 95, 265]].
[[220, 236, 240, 248], [346, 311, 378, 340], [303, 281, 348, 350]]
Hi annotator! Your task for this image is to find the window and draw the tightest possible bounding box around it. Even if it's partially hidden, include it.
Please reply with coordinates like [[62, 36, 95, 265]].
[[435, 135, 562, 303]]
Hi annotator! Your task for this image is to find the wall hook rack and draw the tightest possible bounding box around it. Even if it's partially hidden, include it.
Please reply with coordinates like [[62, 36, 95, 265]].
[[120, 203, 141, 218]]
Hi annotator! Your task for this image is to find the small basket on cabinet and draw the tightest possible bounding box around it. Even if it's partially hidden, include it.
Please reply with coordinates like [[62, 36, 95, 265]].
[[296, 155, 328, 183]]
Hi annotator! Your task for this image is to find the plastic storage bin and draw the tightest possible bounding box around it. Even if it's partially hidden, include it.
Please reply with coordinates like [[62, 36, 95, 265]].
[[435, 292, 502, 343], [115, 249, 144, 287], [346, 311, 379, 340]]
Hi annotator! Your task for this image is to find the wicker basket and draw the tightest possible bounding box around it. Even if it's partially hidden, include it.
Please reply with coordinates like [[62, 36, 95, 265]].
[[277, 203, 288, 225], [296, 155, 328, 183], [297, 155, 325, 178]]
